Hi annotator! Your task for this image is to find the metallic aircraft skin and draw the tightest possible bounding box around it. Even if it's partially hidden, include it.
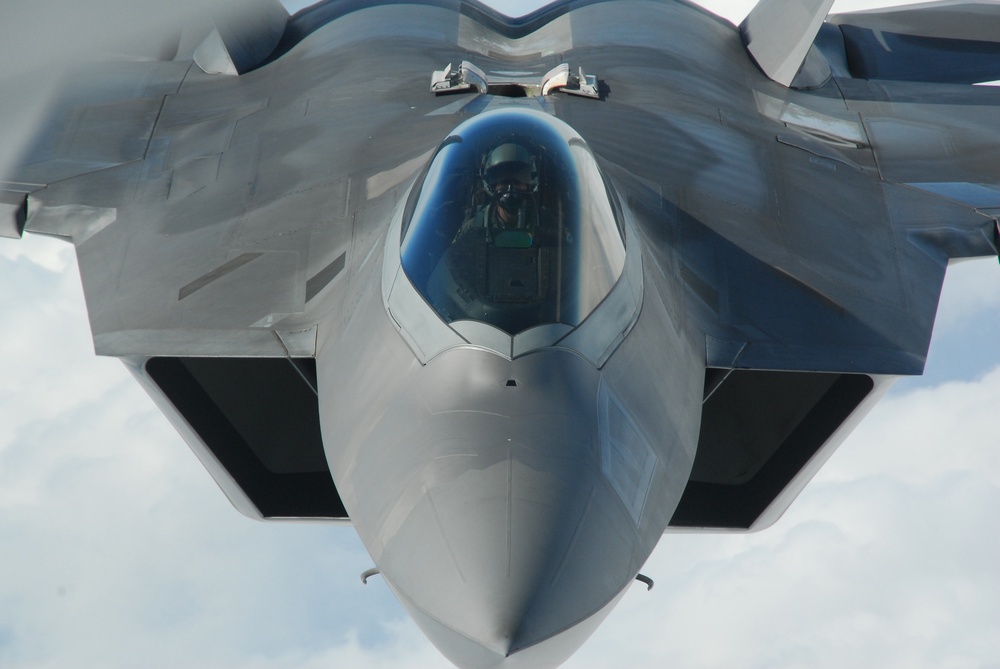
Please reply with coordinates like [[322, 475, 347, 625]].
[[2, 0, 999, 667]]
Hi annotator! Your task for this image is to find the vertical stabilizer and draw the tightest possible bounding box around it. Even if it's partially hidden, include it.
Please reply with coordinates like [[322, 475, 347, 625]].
[[194, 0, 288, 75], [741, 0, 835, 86]]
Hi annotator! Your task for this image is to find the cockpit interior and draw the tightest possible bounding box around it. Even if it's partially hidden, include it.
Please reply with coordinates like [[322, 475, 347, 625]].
[[400, 109, 626, 335]]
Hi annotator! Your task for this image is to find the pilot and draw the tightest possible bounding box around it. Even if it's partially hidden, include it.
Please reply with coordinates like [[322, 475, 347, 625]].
[[457, 143, 538, 247]]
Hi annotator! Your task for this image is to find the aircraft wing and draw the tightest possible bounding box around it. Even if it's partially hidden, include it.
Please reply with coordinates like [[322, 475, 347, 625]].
[[827, 2, 1000, 256], [0, 2, 475, 521], [6, 0, 997, 367], [1, 0, 469, 359], [549, 0, 1000, 376]]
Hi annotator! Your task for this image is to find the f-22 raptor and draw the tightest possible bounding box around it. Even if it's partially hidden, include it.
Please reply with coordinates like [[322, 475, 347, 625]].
[[2, 0, 999, 666]]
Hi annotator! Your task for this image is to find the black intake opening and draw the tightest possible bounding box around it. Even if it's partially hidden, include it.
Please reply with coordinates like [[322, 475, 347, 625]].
[[671, 370, 873, 529], [145, 357, 347, 520]]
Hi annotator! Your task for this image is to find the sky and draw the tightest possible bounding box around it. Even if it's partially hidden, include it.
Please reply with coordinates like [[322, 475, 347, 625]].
[[1, 1, 999, 668]]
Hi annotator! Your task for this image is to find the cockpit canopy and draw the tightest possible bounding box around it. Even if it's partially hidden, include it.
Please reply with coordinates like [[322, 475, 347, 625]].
[[400, 109, 626, 335]]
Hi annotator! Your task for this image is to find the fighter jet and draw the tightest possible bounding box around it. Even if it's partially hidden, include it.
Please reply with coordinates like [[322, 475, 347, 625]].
[[2, 0, 998, 667]]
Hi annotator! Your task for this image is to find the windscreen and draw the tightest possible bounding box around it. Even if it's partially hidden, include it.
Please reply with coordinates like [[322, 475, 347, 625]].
[[400, 109, 625, 335]]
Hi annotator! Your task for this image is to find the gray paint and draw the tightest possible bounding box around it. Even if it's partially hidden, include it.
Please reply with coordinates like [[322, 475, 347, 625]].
[[741, 0, 834, 86], [178, 252, 265, 299], [3, 1, 999, 667]]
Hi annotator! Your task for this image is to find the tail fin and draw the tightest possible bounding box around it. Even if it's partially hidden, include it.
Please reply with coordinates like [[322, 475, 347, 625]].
[[740, 0, 835, 87], [193, 0, 288, 75]]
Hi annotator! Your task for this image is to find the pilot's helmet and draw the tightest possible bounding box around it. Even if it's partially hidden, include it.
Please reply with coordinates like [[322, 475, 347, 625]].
[[483, 143, 536, 194]]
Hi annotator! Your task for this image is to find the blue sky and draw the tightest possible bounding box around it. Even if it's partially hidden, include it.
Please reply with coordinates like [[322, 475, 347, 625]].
[[2, 2, 999, 668]]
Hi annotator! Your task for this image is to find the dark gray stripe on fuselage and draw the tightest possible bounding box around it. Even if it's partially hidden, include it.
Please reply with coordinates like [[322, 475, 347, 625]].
[[306, 252, 346, 302], [178, 253, 264, 300]]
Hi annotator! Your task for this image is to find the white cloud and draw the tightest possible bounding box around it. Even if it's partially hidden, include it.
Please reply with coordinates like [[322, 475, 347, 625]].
[[933, 259, 1000, 336]]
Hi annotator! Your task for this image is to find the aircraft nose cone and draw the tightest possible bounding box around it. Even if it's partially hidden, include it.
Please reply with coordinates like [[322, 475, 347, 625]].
[[321, 347, 685, 668], [376, 421, 640, 669]]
